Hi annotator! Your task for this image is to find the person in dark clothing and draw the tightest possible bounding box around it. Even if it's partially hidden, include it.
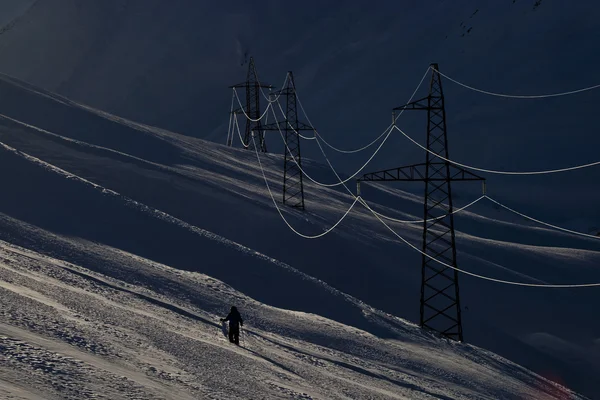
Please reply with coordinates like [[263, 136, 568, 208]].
[[220, 306, 243, 345]]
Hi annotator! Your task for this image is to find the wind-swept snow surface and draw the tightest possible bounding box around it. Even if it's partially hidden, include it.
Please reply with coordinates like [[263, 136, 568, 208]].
[[0, 71, 598, 397], [0, 240, 582, 399]]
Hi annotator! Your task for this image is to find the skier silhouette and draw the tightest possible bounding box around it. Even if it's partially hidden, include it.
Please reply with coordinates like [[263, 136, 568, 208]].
[[220, 306, 243, 345]]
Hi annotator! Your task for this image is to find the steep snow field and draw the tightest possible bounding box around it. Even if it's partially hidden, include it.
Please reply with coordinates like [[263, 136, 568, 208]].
[[0, 240, 578, 399], [0, 0, 599, 397], [0, 71, 597, 398]]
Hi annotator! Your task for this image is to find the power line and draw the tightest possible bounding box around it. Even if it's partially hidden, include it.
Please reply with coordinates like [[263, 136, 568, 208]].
[[364, 193, 600, 240], [233, 89, 273, 122], [249, 124, 600, 287], [484, 196, 600, 240], [257, 72, 290, 104], [262, 68, 431, 188], [225, 90, 236, 146], [250, 141, 600, 287], [251, 134, 359, 239], [251, 128, 484, 239], [358, 197, 600, 288], [225, 109, 233, 147], [264, 74, 600, 242], [234, 64, 600, 288], [435, 67, 600, 99], [290, 69, 600, 288], [239, 65, 600, 288], [394, 125, 600, 175], [273, 100, 315, 140], [269, 103, 395, 187], [364, 195, 486, 224], [293, 68, 432, 154], [236, 67, 429, 189], [233, 112, 249, 148]]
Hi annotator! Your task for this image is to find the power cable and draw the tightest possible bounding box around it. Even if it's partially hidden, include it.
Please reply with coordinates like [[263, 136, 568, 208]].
[[251, 134, 360, 239], [435, 67, 600, 99], [394, 125, 600, 175], [484, 196, 600, 240], [358, 197, 600, 288]]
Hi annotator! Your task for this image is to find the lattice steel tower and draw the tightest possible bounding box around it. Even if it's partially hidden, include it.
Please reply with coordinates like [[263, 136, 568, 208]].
[[357, 64, 485, 342], [263, 72, 312, 209], [229, 57, 272, 152]]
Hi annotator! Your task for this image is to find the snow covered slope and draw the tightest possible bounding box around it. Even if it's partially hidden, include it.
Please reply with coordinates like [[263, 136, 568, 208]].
[[0, 68, 598, 397], [0, 239, 579, 399]]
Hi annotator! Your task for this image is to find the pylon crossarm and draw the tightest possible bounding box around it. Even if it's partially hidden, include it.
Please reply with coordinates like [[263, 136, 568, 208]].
[[393, 96, 433, 111], [446, 165, 485, 181], [291, 121, 314, 131], [448, 167, 485, 181], [358, 163, 485, 182], [358, 163, 428, 181], [262, 121, 314, 131], [229, 82, 273, 89]]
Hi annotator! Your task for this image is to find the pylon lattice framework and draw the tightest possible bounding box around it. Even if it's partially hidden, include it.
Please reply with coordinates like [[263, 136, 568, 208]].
[[357, 64, 485, 342], [263, 72, 311, 209], [229, 57, 272, 152]]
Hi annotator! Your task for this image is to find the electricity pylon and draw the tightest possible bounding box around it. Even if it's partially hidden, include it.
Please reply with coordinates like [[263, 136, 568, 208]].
[[263, 72, 311, 209], [229, 57, 272, 152], [357, 64, 485, 342]]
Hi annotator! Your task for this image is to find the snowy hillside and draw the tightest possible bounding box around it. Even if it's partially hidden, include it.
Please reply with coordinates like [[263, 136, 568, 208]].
[[0, 69, 598, 398], [0, 239, 578, 399], [0, 0, 599, 398]]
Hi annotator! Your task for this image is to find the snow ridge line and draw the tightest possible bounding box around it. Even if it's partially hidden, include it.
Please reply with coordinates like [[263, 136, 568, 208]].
[[0, 141, 390, 317], [0, 72, 178, 141], [0, 113, 221, 190], [0, 113, 159, 166]]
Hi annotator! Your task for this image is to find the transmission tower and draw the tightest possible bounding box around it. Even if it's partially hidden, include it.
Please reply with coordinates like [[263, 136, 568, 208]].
[[263, 72, 311, 209], [357, 64, 485, 342], [229, 57, 272, 152]]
